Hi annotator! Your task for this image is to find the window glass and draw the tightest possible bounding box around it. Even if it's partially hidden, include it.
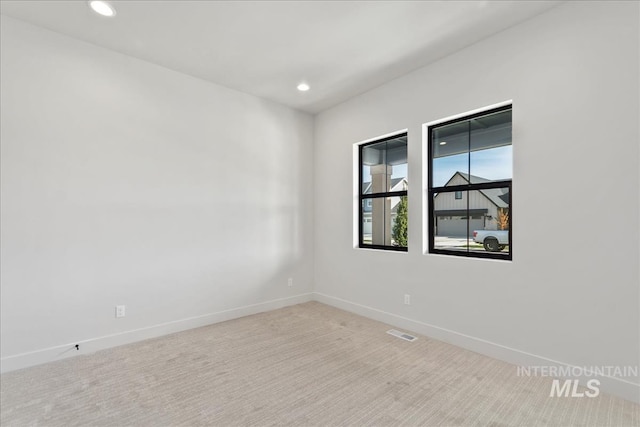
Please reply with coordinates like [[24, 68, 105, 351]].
[[428, 106, 512, 260], [432, 187, 510, 256], [432, 122, 468, 188], [469, 109, 512, 182], [361, 196, 407, 248], [362, 136, 407, 194], [432, 109, 512, 188], [433, 190, 469, 252], [359, 133, 408, 251]]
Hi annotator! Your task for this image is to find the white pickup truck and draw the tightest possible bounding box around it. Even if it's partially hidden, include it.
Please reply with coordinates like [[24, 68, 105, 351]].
[[473, 230, 509, 252]]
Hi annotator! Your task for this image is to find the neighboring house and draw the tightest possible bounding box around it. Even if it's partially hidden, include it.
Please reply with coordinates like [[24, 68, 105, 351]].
[[362, 177, 407, 238], [433, 172, 509, 237]]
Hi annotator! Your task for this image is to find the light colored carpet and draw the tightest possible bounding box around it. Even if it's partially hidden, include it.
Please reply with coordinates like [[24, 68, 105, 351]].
[[1, 301, 639, 426]]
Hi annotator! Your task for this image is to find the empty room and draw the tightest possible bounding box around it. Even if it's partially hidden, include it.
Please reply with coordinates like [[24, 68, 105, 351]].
[[1, 1, 639, 426]]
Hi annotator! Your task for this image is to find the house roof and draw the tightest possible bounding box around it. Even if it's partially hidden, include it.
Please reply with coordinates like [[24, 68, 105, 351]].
[[362, 177, 406, 194], [442, 172, 509, 209]]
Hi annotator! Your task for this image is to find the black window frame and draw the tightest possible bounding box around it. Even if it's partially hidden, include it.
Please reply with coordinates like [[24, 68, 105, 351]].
[[359, 133, 408, 252], [428, 105, 512, 260]]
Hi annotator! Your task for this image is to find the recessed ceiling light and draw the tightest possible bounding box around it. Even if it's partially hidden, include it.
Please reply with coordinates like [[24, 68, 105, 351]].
[[439, 141, 447, 145], [297, 83, 310, 92], [89, 1, 116, 17]]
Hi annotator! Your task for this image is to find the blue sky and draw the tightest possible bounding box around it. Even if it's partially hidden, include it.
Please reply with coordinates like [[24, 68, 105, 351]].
[[433, 145, 512, 187], [362, 145, 512, 188]]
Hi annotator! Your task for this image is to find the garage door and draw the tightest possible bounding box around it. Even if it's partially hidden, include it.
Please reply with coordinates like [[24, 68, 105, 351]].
[[436, 217, 485, 237]]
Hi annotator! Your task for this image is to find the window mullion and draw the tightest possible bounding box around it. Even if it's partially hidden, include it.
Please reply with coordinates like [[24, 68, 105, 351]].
[[427, 104, 512, 260], [358, 133, 408, 251]]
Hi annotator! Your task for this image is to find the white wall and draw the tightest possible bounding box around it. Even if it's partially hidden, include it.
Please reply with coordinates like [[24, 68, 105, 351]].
[[314, 1, 639, 401], [0, 16, 314, 370]]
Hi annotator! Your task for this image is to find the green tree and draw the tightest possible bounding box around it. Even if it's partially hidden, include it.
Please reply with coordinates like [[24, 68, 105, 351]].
[[392, 196, 408, 247]]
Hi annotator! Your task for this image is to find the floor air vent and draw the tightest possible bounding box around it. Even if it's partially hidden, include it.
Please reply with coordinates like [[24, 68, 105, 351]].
[[386, 329, 417, 342]]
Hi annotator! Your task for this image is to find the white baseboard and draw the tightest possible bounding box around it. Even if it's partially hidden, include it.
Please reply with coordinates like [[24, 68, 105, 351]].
[[0, 293, 313, 374], [312, 292, 640, 404], [3, 291, 637, 404]]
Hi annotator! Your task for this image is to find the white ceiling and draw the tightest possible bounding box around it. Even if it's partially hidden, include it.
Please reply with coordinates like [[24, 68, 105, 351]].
[[0, 1, 562, 114]]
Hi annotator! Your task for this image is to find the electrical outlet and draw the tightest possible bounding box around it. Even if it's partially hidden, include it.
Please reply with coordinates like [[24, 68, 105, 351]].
[[404, 294, 411, 305], [287, 278, 293, 287], [115, 305, 126, 318]]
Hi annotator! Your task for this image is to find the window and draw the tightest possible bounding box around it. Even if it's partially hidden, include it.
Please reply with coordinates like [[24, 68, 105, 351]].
[[428, 105, 512, 260], [359, 133, 408, 251]]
